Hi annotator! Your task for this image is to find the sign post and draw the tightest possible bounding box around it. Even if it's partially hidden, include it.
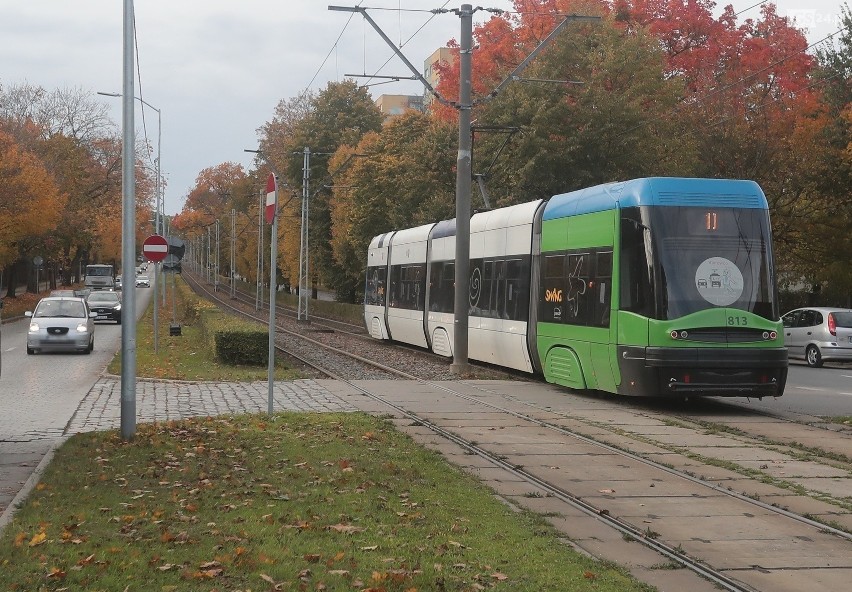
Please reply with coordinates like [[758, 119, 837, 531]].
[[266, 174, 278, 415], [143, 234, 168, 353]]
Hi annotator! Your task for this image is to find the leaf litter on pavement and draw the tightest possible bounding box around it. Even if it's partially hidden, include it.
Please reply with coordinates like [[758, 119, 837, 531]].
[[0, 413, 652, 591]]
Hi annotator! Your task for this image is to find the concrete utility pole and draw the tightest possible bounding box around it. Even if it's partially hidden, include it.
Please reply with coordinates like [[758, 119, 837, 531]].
[[120, 0, 136, 440], [329, 5, 598, 374]]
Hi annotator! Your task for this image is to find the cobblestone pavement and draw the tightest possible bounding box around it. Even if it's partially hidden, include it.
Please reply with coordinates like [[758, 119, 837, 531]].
[[66, 376, 358, 434]]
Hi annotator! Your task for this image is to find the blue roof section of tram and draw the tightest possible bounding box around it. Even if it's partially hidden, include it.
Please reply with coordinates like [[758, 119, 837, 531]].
[[543, 177, 768, 221]]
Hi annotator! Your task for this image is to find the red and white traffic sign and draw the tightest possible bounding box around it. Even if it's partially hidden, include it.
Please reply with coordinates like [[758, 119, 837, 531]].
[[265, 173, 277, 224], [142, 234, 169, 262]]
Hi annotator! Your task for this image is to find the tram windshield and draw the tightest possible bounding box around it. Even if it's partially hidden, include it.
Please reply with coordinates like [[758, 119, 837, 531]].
[[620, 206, 777, 320]]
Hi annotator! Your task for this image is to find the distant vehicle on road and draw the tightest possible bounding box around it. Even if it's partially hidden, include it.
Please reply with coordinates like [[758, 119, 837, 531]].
[[85, 264, 115, 291], [87, 291, 122, 324], [135, 275, 150, 288], [781, 307, 852, 367], [50, 289, 90, 298], [25, 296, 96, 355]]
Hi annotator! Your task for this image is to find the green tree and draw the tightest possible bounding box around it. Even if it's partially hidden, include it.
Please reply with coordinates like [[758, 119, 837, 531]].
[[258, 80, 382, 299], [329, 112, 457, 300], [471, 16, 691, 203]]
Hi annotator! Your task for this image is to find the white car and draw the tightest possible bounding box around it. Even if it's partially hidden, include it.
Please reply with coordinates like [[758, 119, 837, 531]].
[[135, 275, 150, 288], [781, 307, 852, 367], [25, 296, 97, 355]]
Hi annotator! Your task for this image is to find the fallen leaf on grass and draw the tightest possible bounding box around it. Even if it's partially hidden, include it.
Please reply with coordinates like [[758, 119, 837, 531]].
[[328, 569, 351, 577], [29, 532, 47, 547], [77, 554, 95, 566], [327, 523, 365, 534]]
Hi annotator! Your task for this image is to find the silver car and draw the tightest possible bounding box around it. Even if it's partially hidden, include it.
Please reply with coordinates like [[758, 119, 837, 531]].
[[25, 296, 96, 355], [781, 307, 852, 367]]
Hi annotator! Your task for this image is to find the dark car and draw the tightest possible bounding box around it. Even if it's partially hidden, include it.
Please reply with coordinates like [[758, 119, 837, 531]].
[[87, 291, 122, 324]]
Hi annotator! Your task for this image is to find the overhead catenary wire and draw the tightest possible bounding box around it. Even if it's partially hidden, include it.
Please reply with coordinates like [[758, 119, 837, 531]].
[[354, 0, 453, 88], [305, 1, 366, 92], [131, 7, 155, 169]]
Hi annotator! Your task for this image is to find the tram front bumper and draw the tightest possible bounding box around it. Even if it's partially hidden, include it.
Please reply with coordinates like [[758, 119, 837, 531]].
[[618, 346, 788, 398]]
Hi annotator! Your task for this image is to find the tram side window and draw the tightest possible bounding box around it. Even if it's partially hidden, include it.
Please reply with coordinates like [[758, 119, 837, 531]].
[[540, 254, 565, 323], [470, 259, 491, 317], [389, 264, 425, 310], [493, 260, 507, 319], [620, 211, 655, 317], [540, 250, 611, 327], [428, 261, 454, 313], [566, 253, 590, 324], [593, 251, 613, 327], [365, 267, 386, 306], [505, 258, 530, 322]]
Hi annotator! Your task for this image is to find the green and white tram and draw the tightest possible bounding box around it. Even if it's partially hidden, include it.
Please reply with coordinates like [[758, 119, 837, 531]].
[[364, 177, 787, 398]]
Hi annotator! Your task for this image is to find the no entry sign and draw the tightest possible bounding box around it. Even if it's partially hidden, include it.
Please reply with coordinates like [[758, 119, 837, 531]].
[[142, 234, 169, 262], [265, 173, 277, 224]]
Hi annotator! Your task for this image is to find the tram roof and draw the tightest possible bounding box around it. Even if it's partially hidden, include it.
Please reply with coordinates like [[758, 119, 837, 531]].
[[543, 177, 768, 221]]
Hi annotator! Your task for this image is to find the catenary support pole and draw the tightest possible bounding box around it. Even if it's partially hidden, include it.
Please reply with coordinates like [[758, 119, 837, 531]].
[[451, 4, 473, 375], [297, 147, 311, 321]]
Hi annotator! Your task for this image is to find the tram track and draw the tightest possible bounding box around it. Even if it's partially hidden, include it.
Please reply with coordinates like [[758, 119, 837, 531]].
[[191, 275, 852, 509], [184, 270, 852, 591]]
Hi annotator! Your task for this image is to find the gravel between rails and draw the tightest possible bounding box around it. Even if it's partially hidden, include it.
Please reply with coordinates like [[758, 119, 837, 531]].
[[190, 276, 516, 383]]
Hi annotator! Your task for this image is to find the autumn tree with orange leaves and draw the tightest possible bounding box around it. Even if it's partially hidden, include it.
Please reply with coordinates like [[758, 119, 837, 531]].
[[0, 83, 155, 293], [0, 130, 65, 267]]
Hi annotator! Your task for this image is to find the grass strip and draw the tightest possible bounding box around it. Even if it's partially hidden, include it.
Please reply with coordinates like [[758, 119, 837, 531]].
[[109, 276, 301, 382], [0, 413, 650, 591]]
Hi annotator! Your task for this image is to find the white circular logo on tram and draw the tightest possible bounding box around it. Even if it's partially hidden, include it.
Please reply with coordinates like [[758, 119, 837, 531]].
[[695, 257, 743, 306]]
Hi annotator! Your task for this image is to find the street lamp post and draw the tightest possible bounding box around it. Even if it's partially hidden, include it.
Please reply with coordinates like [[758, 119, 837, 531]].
[[97, 91, 162, 236], [98, 91, 163, 354]]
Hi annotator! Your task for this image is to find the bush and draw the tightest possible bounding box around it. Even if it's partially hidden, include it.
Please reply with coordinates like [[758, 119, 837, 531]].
[[214, 329, 268, 365]]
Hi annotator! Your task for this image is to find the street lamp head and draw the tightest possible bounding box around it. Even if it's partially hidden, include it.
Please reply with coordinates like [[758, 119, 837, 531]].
[[97, 91, 121, 98]]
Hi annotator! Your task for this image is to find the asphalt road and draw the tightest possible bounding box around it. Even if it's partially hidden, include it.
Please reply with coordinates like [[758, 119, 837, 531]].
[[721, 362, 852, 418], [0, 286, 153, 512]]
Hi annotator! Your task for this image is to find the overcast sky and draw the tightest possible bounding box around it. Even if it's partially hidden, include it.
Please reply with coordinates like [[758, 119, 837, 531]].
[[0, 1, 845, 215]]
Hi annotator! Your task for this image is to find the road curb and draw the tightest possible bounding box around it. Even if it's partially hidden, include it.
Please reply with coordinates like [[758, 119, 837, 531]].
[[0, 436, 69, 536]]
